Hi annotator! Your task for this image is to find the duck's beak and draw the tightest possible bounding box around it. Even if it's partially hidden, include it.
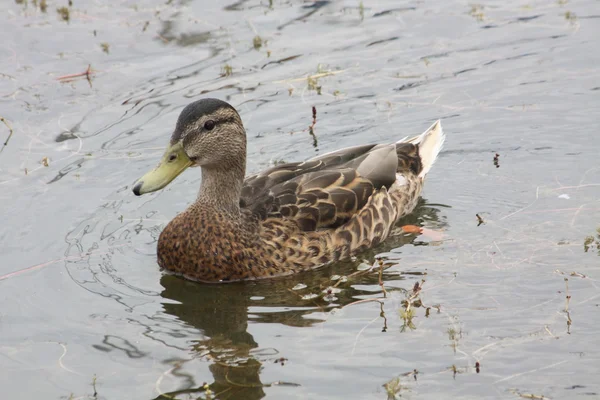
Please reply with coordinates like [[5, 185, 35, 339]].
[[132, 141, 192, 196]]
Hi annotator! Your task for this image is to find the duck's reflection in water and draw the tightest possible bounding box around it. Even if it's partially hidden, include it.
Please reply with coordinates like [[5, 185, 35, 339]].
[[156, 270, 340, 399]]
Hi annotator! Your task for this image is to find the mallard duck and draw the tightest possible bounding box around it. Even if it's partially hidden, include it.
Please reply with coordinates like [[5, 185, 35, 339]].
[[132, 98, 444, 283]]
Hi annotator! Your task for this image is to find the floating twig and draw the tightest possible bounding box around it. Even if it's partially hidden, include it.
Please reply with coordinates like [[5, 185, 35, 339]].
[[308, 105, 318, 148], [0, 244, 129, 281], [273, 69, 347, 84], [476, 213, 485, 226], [0, 116, 14, 155], [508, 389, 550, 399], [379, 301, 388, 332], [544, 325, 558, 339], [377, 258, 388, 298], [92, 375, 98, 399], [564, 278, 570, 312], [56, 64, 94, 86], [564, 278, 572, 334], [156, 34, 170, 44], [310, 106, 317, 128], [554, 269, 587, 278], [57, 342, 84, 376], [261, 54, 302, 69]]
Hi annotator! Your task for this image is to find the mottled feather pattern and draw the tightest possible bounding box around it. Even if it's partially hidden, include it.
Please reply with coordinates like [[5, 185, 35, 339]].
[[155, 112, 444, 282]]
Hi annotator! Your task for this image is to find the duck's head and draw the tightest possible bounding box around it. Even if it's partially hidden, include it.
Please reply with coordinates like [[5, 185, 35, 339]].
[[132, 98, 246, 196]]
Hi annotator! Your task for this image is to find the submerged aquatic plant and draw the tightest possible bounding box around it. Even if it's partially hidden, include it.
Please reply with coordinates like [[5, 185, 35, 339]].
[[253, 35, 263, 49], [307, 75, 321, 93], [306, 64, 335, 94], [57, 6, 70, 22], [564, 11, 577, 21], [383, 376, 402, 399], [468, 4, 485, 21], [221, 63, 233, 77], [583, 227, 600, 254], [400, 280, 426, 332], [447, 327, 463, 353]]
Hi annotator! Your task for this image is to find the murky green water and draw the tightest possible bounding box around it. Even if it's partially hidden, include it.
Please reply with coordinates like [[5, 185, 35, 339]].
[[1, 1, 599, 399]]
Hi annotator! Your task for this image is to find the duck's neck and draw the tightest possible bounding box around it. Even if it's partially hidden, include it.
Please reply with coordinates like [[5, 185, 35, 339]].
[[196, 158, 246, 216]]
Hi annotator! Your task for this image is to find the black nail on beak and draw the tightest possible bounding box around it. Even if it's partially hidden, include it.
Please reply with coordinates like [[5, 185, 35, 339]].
[[133, 181, 143, 196]]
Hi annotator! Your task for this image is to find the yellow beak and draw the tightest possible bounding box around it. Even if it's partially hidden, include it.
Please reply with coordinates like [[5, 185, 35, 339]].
[[132, 142, 192, 196]]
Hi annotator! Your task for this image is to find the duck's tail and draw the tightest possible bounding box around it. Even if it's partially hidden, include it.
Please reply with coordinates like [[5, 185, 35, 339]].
[[402, 120, 445, 178], [310, 120, 445, 265]]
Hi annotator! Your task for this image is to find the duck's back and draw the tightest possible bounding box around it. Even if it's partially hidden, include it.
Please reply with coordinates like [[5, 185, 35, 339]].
[[240, 120, 444, 233]]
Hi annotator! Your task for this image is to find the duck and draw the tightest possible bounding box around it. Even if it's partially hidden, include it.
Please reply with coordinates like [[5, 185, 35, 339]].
[[132, 98, 444, 283]]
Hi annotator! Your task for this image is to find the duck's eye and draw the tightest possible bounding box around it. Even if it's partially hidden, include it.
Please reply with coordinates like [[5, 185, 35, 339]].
[[204, 120, 216, 131]]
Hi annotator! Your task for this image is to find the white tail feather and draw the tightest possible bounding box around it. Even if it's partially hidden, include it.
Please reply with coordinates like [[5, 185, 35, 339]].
[[402, 120, 445, 178]]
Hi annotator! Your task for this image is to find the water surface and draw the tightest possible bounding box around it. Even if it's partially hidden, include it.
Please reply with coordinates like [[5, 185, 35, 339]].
[[1, 0, 599, 399]]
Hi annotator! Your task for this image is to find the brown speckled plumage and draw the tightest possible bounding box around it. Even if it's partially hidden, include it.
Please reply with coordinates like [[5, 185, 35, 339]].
[[134, 98, 445, 283]]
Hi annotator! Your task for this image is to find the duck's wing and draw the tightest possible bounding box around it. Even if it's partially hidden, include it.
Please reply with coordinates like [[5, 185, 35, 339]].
[[241, 142, 418, 231]]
